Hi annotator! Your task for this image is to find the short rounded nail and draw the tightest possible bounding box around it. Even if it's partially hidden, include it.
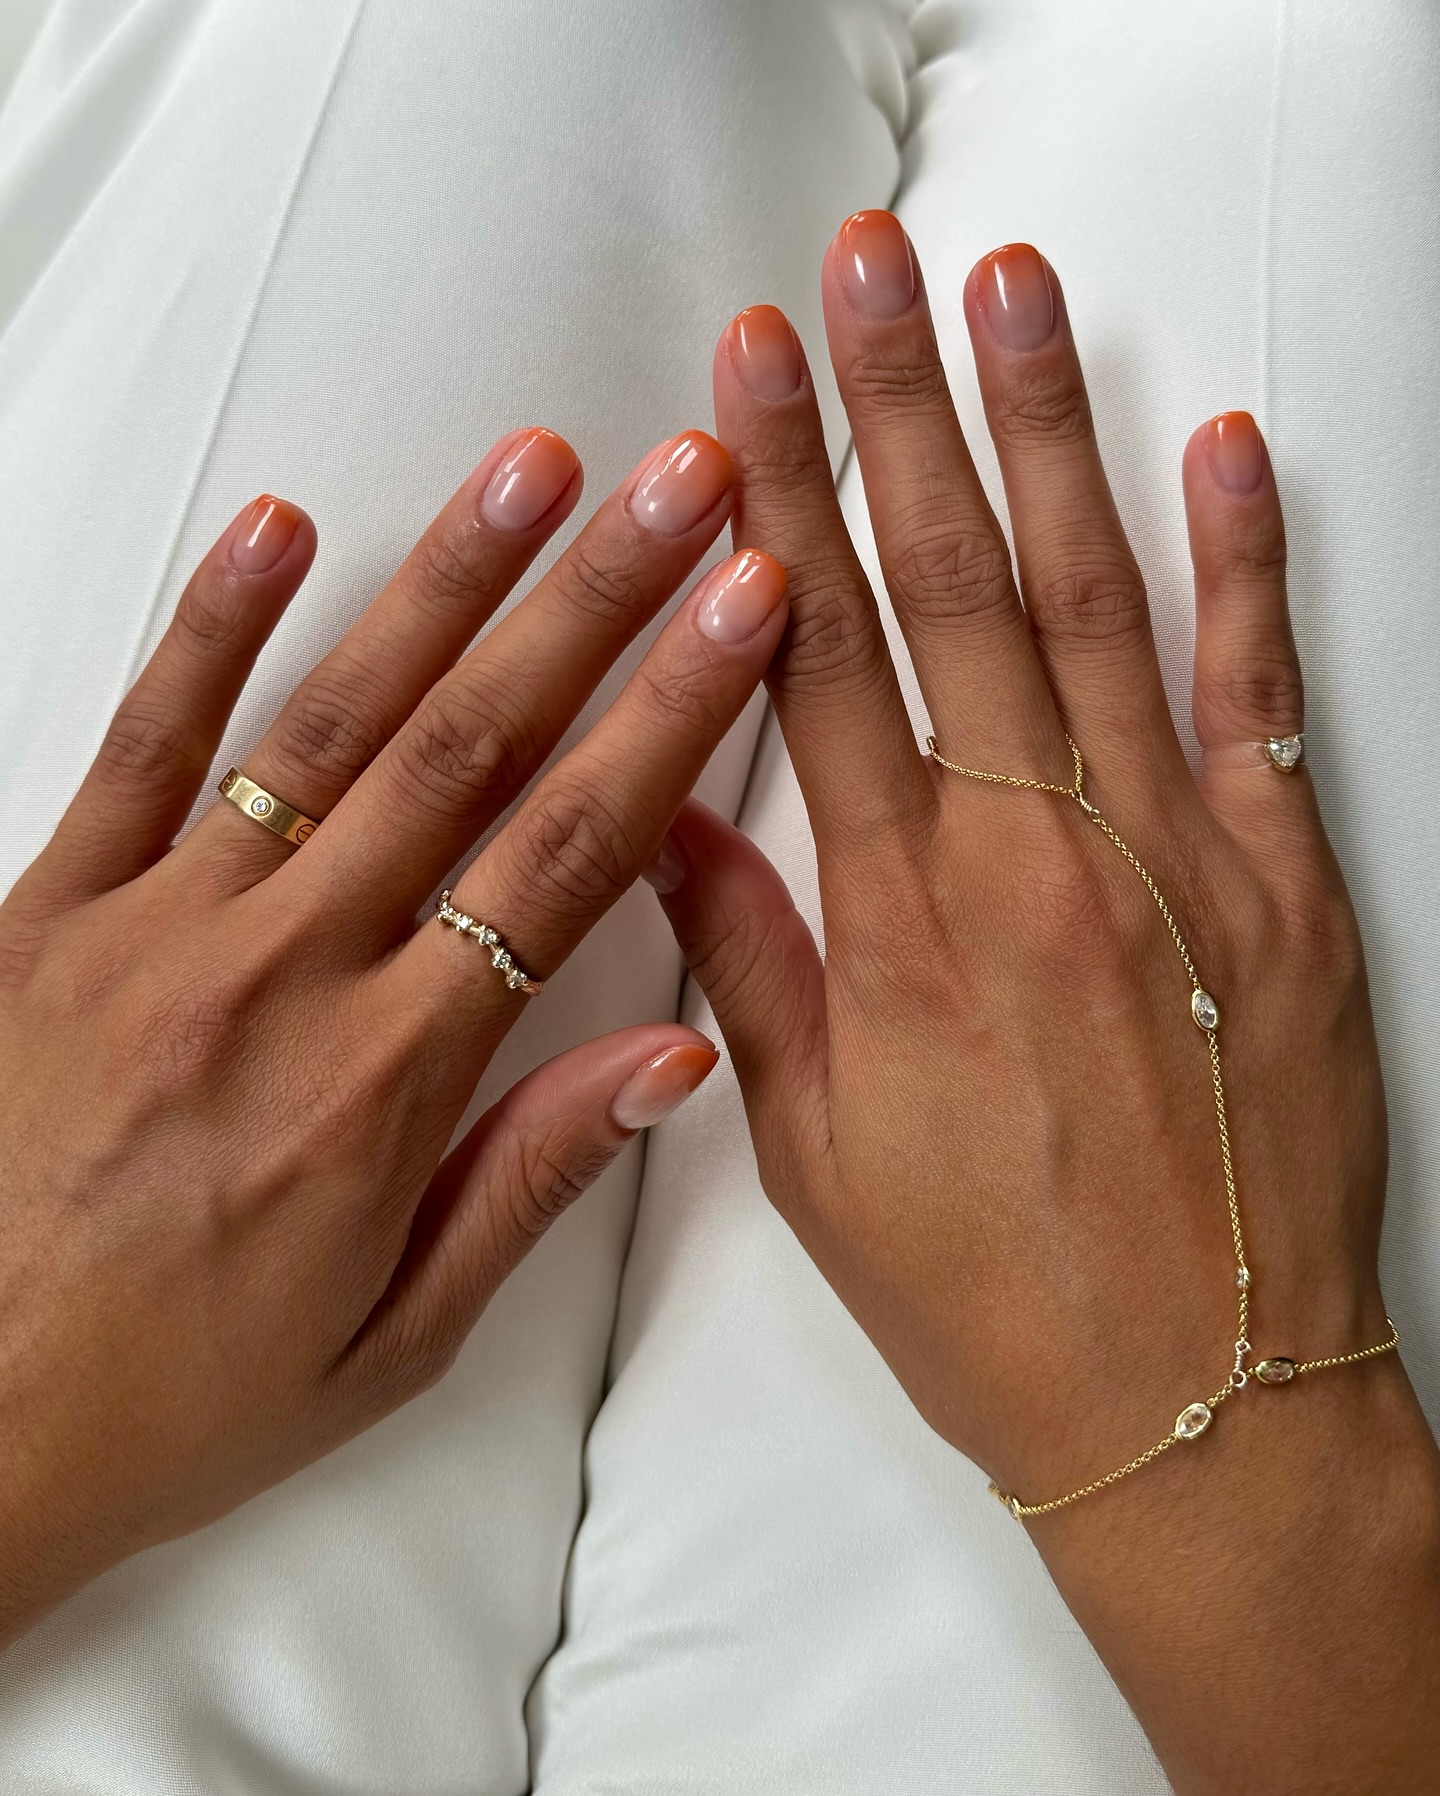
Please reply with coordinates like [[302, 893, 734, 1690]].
[[977, 244, 1055, 351], [610, 1042, 717, 1131], [630, 432, 732, 536], [730, 305, 803, 400], [695, 549, 787, 644], [229, 496, 300, 574], [480, 428, 579, 531], [641, 834, 687, 895], [837, 211, 916, 321], [1208, 411, 1263, 494]]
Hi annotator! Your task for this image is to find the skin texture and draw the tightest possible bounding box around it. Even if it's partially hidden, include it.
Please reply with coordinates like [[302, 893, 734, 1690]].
[[645, 226, 1440, 1791], [0, 427, 789, 1647]]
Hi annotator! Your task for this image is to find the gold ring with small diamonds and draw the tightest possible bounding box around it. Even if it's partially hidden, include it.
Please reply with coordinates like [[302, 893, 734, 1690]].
[[434, 891, 544, 996], [217, 768, 320, 844]]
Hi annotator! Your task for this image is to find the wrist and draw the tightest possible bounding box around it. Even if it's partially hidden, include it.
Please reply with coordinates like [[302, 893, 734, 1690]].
[[1029, 1353, 1440, 1794]]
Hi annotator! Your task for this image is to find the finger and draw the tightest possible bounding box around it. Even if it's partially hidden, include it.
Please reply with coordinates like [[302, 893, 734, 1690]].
[[642, 798, 828, 1177], [390, 549, 788, 1042], [963, 244, 1190, 801], [26, 497, 314, 905], [309, 431, 734, 921], [1184, 412, 1322, 852], [188, 428, 582, 885], [713, 301, 934, 855], [820, 212, 1060, 773], [337, 1026, 718, 1401]]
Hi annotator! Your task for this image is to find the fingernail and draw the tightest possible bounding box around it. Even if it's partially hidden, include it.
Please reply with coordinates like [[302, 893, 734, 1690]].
[[730, 305, 803, 400], [611, 1042, 718, 1131], [695, 549, 787, 644], [977, 244, 1055, 351], [1208, 411, 1263, 495], [630, 432, 732, 536], [230, 496, 300, 574], [641, 834, 687, 894], [837, 211, 916, 321], [480, 428, 579, 531]]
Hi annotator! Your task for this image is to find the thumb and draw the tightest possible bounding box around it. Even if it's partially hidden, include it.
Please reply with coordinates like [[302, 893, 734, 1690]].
[[642, 797, 827, 1166], [341, 1025, 716, 1397]]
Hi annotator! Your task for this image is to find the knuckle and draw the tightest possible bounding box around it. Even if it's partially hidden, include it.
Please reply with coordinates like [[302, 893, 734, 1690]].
[[172, 572, 251, 659], [884, 513, 1015, 625], [734, 423, 836, 507], [991, 361, 1093, 448], [410, 527, 493, 616], [629, 650, 725, 737], [556, 542, 653, 628], [99, 703, 206, 787], [782, 559, 883, 685], [1209, 652, 1304, 729], [1215, 509, 1287, 582], [499, 1125, 612, 1245], [392, 678, 540, 820], [513, 778, 644, 916], [364, 1304, 461, 1406], [1026, 555, 1148, 642], [273, 674, 389, 785], [842, 353, 955, 417]]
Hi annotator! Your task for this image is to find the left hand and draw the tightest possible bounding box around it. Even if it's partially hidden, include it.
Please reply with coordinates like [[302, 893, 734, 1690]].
[[646, 215, 1440, 1792]]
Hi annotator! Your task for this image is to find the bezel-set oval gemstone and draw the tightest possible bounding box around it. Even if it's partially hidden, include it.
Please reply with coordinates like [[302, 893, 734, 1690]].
[[1191, 989, 1219, 1031], [1175, 1402, 1213, 1440], [1253, 1357, 1297, 1385]]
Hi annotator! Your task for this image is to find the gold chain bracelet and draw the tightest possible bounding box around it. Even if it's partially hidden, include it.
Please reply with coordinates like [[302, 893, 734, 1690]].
[[926, 733, 1400, 1521]]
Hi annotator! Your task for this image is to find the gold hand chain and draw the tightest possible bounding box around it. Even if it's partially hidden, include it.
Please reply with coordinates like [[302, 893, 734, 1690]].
[[926, 734, 1400, 1519]]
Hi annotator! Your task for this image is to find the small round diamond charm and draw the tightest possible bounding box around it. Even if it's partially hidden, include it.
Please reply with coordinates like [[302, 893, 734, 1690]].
[[1175, 1402, 1213, 1441], [1191, 989, 1219, 1031]]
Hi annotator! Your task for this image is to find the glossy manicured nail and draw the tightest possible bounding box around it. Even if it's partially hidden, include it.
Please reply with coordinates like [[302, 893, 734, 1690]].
[[1208, 411, 1263, 495], [838, 211, 916, 321], [641, 834, 687, 895], [230, 496, 300, 574], [611, 1042, 718, 1131], [695, 549, 787, 644], [480, 428, 579, 530], [731, 305, 803, 399], [630, 433, 732, 536], [977, 244, 1055, 351]]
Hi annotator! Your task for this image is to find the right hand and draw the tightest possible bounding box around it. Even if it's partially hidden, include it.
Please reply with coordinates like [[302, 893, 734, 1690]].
[[0, 424, 787, 1648]]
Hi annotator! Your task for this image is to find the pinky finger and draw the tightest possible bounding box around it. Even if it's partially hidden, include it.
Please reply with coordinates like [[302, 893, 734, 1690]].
[[338, 1025, 718, 1399], [32, 496, 314, 904], [1184, 413, 1323, 850]]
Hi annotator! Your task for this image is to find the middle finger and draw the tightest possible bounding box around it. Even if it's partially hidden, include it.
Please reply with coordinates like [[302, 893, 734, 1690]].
[[305, 430, 734, 926], [821, 211, 1063, 777], [962, 243, 1190, 800]]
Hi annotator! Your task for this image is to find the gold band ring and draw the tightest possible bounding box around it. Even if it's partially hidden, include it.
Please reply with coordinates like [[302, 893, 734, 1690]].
[[435, 890, 544, 996], [218, 768, 320, 845]]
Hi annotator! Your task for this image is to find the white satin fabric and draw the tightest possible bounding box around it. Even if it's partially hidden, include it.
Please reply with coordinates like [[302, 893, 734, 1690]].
[[0, 2, 1436, 1792]]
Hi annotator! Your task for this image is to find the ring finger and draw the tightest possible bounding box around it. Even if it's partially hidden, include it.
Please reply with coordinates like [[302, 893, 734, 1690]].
[[380, 550, 789, 1050]]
